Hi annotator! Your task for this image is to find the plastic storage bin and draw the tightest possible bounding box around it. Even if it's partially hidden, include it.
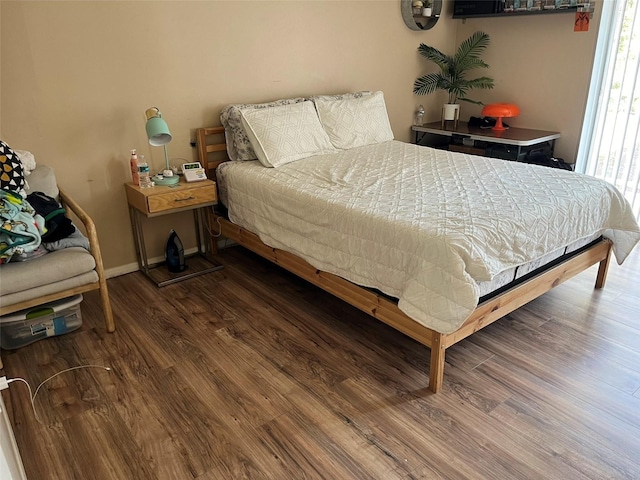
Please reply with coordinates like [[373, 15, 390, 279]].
[[0, 294, 83, 349]]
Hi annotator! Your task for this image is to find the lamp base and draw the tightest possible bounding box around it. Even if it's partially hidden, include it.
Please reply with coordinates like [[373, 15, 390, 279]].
[[491, 117, 508, 131], [152, 174, 180, 186]]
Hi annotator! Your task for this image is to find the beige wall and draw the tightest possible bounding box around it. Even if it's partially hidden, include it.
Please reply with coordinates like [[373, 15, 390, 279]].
[[0, 0, 599, 273], [454, 8, 600, 162]]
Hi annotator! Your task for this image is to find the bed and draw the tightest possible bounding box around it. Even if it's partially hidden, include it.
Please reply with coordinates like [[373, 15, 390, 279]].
[[196, 91, 640, 393]]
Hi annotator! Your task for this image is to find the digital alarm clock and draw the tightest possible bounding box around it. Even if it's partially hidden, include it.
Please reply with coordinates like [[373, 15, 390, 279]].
[[181, 162, 207, 182]]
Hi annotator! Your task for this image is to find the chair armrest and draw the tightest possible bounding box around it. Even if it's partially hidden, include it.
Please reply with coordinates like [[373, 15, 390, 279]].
[[58, 188, 107, 274], [58, 188, 115, 332]]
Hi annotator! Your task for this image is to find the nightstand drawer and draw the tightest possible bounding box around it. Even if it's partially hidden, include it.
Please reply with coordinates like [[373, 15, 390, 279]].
[[147, 184, 217, 213]]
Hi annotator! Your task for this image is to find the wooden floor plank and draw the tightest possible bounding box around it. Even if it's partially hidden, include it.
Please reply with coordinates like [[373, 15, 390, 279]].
[[335, 373, 592, 480], [1, 245, 639, 479], [469, 321, 640, 432], [477, 356, 640, 476]]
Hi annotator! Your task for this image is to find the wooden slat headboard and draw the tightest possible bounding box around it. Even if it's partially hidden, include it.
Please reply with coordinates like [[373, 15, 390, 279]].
[[195, 126, 229, 178]]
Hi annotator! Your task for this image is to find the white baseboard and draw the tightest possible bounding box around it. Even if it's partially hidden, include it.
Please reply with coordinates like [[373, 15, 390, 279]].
[[105, 262, 140, 279]]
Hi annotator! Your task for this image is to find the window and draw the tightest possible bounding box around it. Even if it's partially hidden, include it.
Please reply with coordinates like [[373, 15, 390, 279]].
[[577, 0, 640, 221]]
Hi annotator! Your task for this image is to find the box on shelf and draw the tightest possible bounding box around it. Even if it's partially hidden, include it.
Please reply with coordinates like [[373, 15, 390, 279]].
[[0, 295, 83, 350]]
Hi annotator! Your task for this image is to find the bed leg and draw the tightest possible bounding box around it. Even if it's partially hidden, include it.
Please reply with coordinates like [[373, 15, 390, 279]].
[[429, 333, 446, 393], [595, 242, 612, 289]]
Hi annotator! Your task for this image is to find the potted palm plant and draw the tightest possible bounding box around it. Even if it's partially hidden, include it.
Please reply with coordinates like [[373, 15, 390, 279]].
[[413, 31, 495, 123]]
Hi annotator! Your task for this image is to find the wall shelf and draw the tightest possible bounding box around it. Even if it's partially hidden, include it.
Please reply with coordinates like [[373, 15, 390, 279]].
[[401, 0, 443, 30], [453, 6, 578, 19]]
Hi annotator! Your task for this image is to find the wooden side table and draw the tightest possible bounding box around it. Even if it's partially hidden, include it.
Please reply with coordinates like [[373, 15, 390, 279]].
[[125, 179, 223, 287], [412, 121, 561, 162]]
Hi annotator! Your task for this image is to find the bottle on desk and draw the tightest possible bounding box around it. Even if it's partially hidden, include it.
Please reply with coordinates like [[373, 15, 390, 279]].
[[415, 105, 425, 126], [137, 155, 153, 188], [130, 149, 140, 186]]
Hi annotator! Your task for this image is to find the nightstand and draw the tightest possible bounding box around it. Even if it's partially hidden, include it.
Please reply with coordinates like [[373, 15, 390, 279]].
[[125, 178, 223, 287]]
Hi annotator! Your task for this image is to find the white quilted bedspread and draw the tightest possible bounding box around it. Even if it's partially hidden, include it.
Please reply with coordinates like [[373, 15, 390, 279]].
[[218, 141, 640, 334]]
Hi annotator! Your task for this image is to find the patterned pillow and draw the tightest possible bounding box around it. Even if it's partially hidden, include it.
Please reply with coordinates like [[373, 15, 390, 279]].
[[240, 101, 336, 168], [219, 92, 371, 161], [220, 97, 306, 161], [314, 91, 394, 150], [0, 140, 26, 196], [306, 90, 371, 102]]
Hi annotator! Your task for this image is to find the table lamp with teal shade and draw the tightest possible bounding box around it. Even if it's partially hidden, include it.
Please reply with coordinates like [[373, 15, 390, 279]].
[[145, 107, 180, 186]]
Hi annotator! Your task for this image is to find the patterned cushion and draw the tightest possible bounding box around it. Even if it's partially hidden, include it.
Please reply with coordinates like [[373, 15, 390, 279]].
[[219, 92, 371, 161], [240, 101, 336, 168], [0, 140, 26, 196], [314, 91, 394, 150], [220, 97, 306, 161], [307, 90, 371, 102]]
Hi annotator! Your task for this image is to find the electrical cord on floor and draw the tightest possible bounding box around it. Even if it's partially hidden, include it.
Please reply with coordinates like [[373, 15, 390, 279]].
[[204, 206, 222, 238], [0, 364, 112, 424], [206, 206, 232, 249]]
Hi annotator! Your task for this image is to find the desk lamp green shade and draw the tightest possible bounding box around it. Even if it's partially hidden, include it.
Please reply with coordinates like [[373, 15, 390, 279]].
[[145, 107, 179, 186]]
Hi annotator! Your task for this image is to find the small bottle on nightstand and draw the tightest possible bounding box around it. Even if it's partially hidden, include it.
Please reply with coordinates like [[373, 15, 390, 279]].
[[130, 149, 140, 186], [137, 155, 153, 188]]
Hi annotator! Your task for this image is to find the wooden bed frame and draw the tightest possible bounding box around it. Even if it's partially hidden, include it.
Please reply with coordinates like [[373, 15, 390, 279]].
[[196, 126, 613, 393]]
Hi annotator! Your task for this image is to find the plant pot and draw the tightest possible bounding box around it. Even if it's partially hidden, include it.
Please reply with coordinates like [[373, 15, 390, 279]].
[[442, 103, 460, 120], [441, 103, 460, 129]]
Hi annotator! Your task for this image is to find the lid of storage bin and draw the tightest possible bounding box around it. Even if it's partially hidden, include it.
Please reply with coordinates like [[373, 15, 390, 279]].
[[0, 294, 83, 323]]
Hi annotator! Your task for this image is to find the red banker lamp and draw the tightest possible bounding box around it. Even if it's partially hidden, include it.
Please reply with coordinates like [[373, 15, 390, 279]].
[[481, 103, 520, 131]]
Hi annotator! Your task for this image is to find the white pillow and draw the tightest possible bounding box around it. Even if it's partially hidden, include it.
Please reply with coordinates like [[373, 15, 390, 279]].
[[14, 150, 37, 175], [314, 91, 394, 150], [240, 101, 336, 168], [220, 97, 306, 161]]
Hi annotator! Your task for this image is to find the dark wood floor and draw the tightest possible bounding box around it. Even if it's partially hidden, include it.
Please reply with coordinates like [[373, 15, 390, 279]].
[[2, 244, 640, 479]]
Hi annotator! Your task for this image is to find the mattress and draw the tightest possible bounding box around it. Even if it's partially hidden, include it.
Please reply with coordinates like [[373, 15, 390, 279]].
[[217, 140, 640, 334]]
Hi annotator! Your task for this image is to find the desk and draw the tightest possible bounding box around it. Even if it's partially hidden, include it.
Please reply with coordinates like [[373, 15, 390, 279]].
[[412, 121, 561, 162], [125, 179, 223, 287]]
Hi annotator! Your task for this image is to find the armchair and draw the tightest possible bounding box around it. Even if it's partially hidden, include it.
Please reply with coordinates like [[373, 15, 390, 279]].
[[0, 165, 114, 368]]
